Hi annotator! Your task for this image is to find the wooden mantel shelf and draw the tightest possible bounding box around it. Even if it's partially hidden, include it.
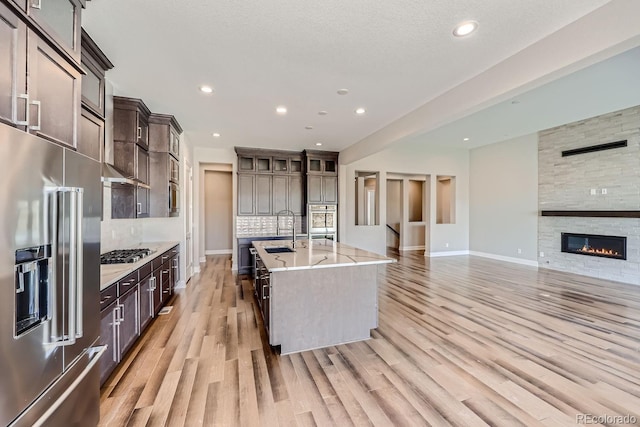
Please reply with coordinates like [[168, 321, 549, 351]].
[[540, 210, 640, 218]]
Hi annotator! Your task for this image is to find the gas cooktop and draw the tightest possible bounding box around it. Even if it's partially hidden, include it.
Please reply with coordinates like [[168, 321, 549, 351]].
[[100, 248, 154, 264]]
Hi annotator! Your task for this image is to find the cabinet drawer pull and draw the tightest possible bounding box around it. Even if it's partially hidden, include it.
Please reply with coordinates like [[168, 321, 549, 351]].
[[100, 295, 112, 304], [16, 94, 29, 126], [137, 126, 142, 139], [137, 203, 142, 215], [29, 100, 41, 131]]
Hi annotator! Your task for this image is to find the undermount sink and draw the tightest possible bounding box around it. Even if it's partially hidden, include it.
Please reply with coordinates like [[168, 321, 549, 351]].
[[264, 246, 295, 254]]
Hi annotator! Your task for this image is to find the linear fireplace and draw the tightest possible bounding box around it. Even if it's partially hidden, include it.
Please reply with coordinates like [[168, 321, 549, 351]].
[[561, 233, 626, 260]]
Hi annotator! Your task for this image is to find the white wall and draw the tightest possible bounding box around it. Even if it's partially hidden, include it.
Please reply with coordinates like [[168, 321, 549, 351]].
[[339, 142, 469, 256], [469, 133, 538, 264]]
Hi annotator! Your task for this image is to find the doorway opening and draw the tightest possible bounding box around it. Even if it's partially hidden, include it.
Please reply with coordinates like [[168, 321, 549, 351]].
[[204, 169, 233, 255]]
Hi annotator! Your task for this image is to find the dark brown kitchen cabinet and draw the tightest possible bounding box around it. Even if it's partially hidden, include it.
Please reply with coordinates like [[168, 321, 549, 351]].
[[288, 175, 303, 215], [307, 175, 337, 204], [305, 150, 338, 175], [99, 298, 118, 385], [0, 0, 83, 148], [79, 30, 112, 162], [170, 247, 179, 291], [236, 147, 305, 216], [273, 175, 288, 214], [11, 0, 83, 62], [138, 273, 153, 331], [117, 284, 140, 360], [0, 2, 27, 127], [238, 174, 255, 215], [80, 29, 112, 117], [111, 142, 150, 218], [304, 150, 338, 205], [149, 151, 179, 217], [256, 174, 272, 215], [79, 107, 103, 162], [149, 113, 182, 217], [28, 29, 81, 147], [113, 96, 150, 149], [98, 279, 139, 386]]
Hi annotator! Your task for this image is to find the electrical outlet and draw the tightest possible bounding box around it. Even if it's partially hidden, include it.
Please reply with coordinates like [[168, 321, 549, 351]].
[[445, 243, 449, 248], [517, 248, 522, 254], [539, 251, 544, 257], [590, 189, 597, 195], [601, 188, 607, 195]]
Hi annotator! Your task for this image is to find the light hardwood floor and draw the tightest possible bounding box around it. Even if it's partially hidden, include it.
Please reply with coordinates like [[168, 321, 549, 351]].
[[99, 251, 640, 426]]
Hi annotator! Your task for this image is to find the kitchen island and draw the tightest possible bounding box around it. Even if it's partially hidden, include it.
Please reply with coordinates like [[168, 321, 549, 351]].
[[252, 239, 395, 354]]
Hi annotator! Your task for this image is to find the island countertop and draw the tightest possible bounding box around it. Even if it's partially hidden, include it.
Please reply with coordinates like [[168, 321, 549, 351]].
[[252, 239, 395, 272]]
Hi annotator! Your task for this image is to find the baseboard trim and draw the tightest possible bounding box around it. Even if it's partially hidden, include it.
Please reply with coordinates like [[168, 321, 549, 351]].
[[205, 249, 233, 255], [194, 266, 201, 274], [469, 251, 539, 267], [399, 245, 425, 251], [427, 250, 469, 257], [199, 257, 206, 263], [174, 279, 186, 289]]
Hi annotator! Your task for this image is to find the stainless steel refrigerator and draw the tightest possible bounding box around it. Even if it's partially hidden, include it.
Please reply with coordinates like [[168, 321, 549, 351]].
[[1, 125, 105, 426]]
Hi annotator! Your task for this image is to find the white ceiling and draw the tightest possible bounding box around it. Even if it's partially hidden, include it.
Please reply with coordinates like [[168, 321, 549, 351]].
[[83, 0, 632, 158]]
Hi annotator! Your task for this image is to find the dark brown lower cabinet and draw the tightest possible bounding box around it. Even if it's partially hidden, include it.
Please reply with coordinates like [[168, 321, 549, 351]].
[[118, 284, 140, 359], [99, 245, 179, 385], [99, 299, 118, 385], [99, 284, 139, 385], [139, 274, 153, 331]]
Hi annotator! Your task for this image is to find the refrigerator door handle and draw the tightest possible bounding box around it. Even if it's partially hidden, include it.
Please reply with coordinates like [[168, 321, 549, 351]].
[[47, 187, 84, 347]]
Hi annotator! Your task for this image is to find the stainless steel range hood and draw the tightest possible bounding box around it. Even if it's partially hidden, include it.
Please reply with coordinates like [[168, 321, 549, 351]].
[[101, 163, 150, 189]]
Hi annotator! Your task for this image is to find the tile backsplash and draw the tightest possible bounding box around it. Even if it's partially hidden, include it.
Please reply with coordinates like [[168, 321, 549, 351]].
[[236, 216, 304, 237]]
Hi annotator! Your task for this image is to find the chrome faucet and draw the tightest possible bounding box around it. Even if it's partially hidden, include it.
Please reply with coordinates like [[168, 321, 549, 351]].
[[276, 209, 296, 249]]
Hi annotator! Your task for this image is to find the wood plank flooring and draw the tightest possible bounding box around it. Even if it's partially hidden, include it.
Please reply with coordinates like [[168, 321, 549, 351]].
[[99, 251, 640, 426]]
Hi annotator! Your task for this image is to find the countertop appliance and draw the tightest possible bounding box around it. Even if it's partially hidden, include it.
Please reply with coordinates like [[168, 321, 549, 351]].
[[308, 204, 337, 240], [1, 125, 105, 427], [100, 248, 153, 264]]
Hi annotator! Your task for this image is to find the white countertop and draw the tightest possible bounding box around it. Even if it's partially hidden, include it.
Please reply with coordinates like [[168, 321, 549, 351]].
[[100, 241, 180, 291], [252, 239, 395, 272]]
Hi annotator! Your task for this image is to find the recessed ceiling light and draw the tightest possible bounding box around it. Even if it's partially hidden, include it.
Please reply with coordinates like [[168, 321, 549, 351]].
[[318, 111, 328, 115], [355, 108, 366, 115], [337, 89, 349, 95], [453, 20, 478, 37], [305, 125, 313, 130], [200, 85, 213, 94], [463, 137, 469, 141], [316, 142, 323, 146], [276, 106, 287, 114], [213, 133, 221, 138]]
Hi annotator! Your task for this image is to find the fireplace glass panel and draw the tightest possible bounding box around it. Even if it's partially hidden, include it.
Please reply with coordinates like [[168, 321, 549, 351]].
[[561, 233, 626, 260]]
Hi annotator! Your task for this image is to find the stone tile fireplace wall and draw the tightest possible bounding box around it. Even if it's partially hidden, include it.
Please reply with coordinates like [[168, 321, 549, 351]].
[[538, 105, 640, 285]]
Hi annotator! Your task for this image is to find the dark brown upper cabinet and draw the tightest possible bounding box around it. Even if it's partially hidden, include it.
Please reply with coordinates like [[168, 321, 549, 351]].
[[10, 0, 83, 63], [80, 29, 113, 118], [0, 2, 27, 128], [113, 96, 150, 150], [0, 2, 81, 148], [148, 113, 182, 217], [304, 149, 338, 175], [79, 28, 113, 162], [304, 150, 339, 205], [234, 148, 308, 216]]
